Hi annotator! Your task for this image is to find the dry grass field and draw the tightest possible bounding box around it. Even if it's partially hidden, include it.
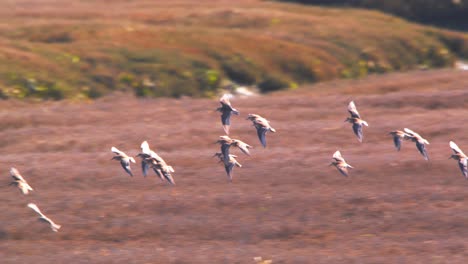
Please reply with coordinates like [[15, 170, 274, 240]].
[[0, 68, 467, 263]]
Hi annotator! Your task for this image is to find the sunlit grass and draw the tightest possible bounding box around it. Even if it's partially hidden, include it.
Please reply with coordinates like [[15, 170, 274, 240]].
[[0, 0, 467, 99]]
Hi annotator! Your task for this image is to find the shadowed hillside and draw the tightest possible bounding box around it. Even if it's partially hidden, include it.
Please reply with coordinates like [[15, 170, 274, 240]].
[[0, 0, 467, 99], [1, 69, 468, 263], [277, 0, 468, 30]]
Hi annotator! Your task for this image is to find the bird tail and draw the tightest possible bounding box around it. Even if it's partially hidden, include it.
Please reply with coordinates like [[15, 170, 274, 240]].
[[269, 127, 276, 133], [167, 166, 175, 173], [51, 223, 61, 232]]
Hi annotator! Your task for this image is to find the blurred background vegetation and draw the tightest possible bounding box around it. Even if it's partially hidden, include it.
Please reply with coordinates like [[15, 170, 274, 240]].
[[0, 0, 467, 100], [277, 0, 468, 30]]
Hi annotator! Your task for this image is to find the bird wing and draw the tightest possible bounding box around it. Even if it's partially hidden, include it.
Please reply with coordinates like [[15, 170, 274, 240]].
[[352, 123, 363, 142], [224, 162, 235, 181], [336, 164, 349, 177], [458, 159, 468, 179], [141, 141, 151, 154], [416, 141, 429, 161], [450, 141, 467, 156], [166, 165, 175, 173], [111, 146, 124, 156], [403, 128, 419, 138], [393, 135, 402, 151], [162, 169, 176, 185], [10, 167, 26, 182], [120, 159, 133, 177], [39, 217, 61, 232], [149, 151, 163, 162], [235, 159, 242, 168], [221, 110, 232, 134], [234, 140, 251, 156], [141, 160, 149, 177], [347, 101, 361, 118], [256, 126, 269, 148], [332, 151, 345, 162], [28, 203, 46, 218], [255, 117, 271, 128], [19, 181, 33, 195], [152, 167, 165, 181]]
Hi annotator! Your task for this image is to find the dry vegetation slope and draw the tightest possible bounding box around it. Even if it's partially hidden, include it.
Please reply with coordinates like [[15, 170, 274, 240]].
[[0, 69, 468, 263], [0, 0, 467, 99]]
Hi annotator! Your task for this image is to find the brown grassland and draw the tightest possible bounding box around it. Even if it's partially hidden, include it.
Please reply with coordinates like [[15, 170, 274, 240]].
[[0, 68, 468, 263], [0, 0, 467, 99]]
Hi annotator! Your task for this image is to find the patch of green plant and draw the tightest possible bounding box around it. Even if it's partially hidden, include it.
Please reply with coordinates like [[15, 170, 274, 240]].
[[258, 74, 290, 93], [220, 55, 260, 85]]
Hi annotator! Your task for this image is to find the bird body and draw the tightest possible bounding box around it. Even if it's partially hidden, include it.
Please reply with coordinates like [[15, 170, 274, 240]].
[[137, 140, 159, 177], [216, 94, 239, 135], [345, 101, 368, 142], [9, 167, 33, 195], [330, 150, 353, 177], [389, 130, 412, 151], [449, 141, 468, 179], [216, 135, 252, 159], [403, 128, 430, 160], [111, 147, 136, 176], [213, 152, 242, 181], [247, 114, 276, 147], [148, 158, 176, 185], [137, 141, 175, 185], [27, 203, 61, 232]]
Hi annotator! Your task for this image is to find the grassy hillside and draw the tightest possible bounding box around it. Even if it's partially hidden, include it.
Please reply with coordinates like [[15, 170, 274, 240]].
[[0, 0, 467, 100]]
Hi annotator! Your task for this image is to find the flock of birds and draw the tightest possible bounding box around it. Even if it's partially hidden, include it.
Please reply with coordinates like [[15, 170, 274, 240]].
[[7, 94, 468, 232], [332, 100, 467, 177]]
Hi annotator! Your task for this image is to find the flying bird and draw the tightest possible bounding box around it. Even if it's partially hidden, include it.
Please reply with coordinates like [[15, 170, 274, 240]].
[[216, 94, 239, 135], [111, 146, 136, 176], [247, 114, 276, 148], [27, 203, 61, 232], [9, 167, 33, 195], [389, 130, 412, 151], [136, 140, 156, 177], [213, 152, 242, 181], [216, 135, 252, 159], [449, 141, 468, 179], [330, 150, 354, 177], [345, 101, 369, 142], [137, 142, 175, 185], [404, 128, 430, 160], [147, 156, 176, 185]]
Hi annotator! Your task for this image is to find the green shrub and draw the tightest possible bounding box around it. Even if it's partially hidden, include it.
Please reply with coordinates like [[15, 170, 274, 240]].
[[221, 56, 259, 85], [258, 74, 290, 93], [279, 60, 317, 82]]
